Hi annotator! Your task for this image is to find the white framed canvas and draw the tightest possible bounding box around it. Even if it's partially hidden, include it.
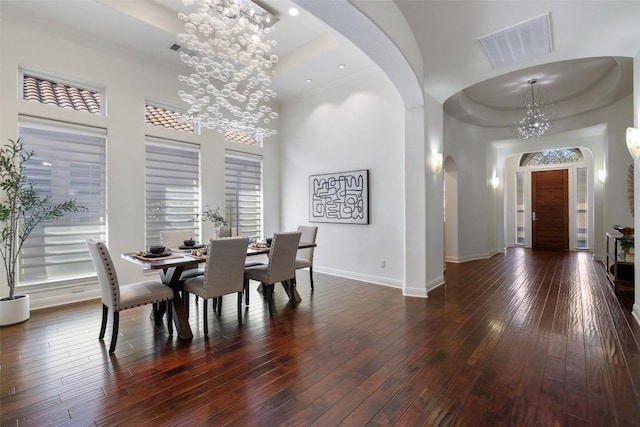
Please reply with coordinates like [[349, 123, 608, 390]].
[[309, 169, 369, 224]]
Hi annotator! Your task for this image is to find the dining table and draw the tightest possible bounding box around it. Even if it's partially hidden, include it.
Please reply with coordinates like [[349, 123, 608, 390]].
[[121, 241, 316, 340]]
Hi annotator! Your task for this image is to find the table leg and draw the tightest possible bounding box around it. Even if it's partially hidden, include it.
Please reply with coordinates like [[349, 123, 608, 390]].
[[161, 266, 193, 340], [281, 279, 301, 303]]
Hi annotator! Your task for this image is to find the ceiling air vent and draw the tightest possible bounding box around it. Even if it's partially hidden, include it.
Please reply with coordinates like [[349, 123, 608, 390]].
[[478, 13, 552, 68], [169, 43, 196, 57]]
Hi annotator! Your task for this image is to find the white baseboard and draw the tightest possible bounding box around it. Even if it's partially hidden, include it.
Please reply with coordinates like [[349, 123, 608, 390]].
[[633, 303, 640, 328], [315, 266, 403, 289], [31, 289, 100, 310], [445, 250, 500, 264]]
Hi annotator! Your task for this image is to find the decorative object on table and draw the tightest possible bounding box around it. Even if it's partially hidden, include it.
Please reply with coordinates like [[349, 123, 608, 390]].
[[613, 225, 634, 236], [201, 206, 228, 237], [613, 225, 634, 262], [0, 139, 86, 326], [183, 239, 196, 247], [149, 245, 166, 254], [309, 169, 369, 224], [175, 0, 279, 140]]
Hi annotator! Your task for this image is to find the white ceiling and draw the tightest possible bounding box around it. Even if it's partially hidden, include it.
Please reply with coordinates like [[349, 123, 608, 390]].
[[2, 0, 638, 129]]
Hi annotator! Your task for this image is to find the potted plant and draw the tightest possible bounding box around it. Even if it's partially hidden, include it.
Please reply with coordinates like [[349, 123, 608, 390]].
[[0, 139, 85, 325], [201, 206, 228, 237]]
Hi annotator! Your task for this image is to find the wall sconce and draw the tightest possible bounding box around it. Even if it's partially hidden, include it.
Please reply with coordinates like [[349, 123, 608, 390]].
[[627, 127, 640, 160], [597, 169, 607, 184], [431, 153, 443, 175], [490, 176, 499, 189]]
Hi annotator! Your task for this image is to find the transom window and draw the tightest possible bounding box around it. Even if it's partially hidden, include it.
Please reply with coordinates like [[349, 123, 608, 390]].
[[22, 74, 102, 114], [145, 103, 194, 133], [224, 128, 260, 147], [519, 148, 583, 167]]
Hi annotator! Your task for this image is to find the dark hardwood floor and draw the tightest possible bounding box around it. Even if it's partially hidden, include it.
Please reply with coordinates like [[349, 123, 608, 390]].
[[2, 248, 640, 426]]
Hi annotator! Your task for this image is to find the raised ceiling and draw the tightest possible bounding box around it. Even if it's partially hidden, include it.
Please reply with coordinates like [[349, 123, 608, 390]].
[[1, 0, 637, 130]]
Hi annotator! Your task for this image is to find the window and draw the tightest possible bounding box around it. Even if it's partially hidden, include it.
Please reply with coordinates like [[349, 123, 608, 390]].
[[18, 121, 106, 285], [22, 74, 102, 114], [576, 167, 588, 248], [516, 172, 525, 245], [225, 151, 262, 239], [145, 140, 200, 248], [520, 148, 583, 167], [145, 102, 194, 133]]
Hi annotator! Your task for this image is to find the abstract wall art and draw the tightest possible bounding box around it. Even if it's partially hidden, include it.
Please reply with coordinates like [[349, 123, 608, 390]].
[[309, 169, 369, 224]]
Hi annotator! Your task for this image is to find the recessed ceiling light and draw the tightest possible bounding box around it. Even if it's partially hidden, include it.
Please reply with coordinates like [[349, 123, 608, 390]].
[[288, 8, 299, 16], [338, 64, 346, 69], [305, 78, 312, 83]]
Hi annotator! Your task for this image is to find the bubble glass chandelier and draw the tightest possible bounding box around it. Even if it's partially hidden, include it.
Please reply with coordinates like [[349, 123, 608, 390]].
[[514, 79, 554, 139], [177, 0, 279, 139]]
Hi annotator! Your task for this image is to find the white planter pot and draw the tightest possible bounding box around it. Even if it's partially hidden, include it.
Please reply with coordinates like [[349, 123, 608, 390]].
[[0, 294, 30, 326]]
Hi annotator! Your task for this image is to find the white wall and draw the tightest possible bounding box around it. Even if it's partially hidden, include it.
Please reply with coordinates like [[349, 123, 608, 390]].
[[279, 70, 405, 288], [443, 116, 507, 261], [0, 8, 281, 306], [632, 49, 640, 326]]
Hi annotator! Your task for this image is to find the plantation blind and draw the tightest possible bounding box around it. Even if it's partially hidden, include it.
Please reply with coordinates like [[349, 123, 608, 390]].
[[224, 151, 262, 239], [145, 139, 200, 248], [18, 121, 106, 285]]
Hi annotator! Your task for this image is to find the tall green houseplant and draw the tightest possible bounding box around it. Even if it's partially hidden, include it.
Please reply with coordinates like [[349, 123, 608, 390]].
[[0, 139, 85, 300]]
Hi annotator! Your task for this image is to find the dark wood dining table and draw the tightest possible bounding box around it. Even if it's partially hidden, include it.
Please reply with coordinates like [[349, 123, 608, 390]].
[[121, 242, 316, 340]]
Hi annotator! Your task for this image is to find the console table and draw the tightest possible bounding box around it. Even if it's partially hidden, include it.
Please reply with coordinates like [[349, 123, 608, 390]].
[[606, 230, 634, 291]]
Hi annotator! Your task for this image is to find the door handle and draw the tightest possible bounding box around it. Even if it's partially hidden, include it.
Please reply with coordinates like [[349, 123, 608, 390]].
[[532, 212, 538, 221]]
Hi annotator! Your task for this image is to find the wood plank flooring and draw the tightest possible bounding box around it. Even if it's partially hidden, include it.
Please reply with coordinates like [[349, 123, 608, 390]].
[[2, 248, 640, 426]]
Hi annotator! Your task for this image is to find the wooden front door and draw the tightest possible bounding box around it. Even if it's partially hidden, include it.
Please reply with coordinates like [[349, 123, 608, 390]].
[[532, 169, 569, 250]]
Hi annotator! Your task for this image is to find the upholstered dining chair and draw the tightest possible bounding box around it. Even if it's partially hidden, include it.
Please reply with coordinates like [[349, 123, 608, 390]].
[[244, 231, 301, 316], [182, 237, 249, 334], [160, 229, 194, 251], [295, 225, 318, 290], [160, 229, 204, 305], [86, 239, 174, 354]]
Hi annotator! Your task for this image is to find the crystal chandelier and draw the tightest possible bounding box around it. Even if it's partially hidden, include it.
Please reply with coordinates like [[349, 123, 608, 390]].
[[514, 79, 555, 139], [177, 0, 279, 139]]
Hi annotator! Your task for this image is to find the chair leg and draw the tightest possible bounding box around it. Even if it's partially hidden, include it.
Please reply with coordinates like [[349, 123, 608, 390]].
[[244, 277, 250, 306], [237, 292, 243, 325], [203, 298, 208, 336], [212, 297, 218, 313], [109, 311, 119, 354], [99, 304, 108, 339], [266, 284, 275, 316], [309, 266, 314, 290], [167, 300, 173, 336], [217, 296, 222, 315]]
